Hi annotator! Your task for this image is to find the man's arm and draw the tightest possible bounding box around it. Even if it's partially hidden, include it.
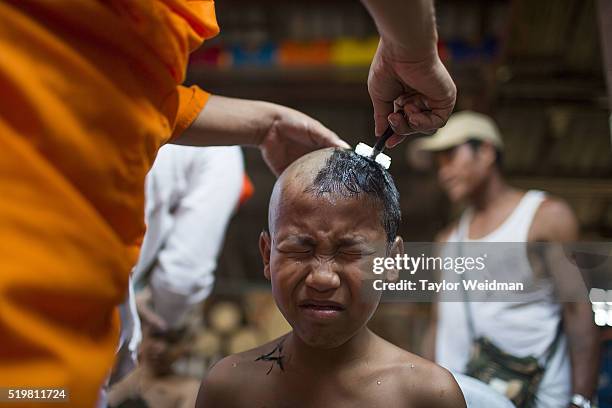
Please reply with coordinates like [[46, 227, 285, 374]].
[[361, 0, 437, 61], [531, 198, 600, 402], [361, 0, 456, 145], [172, 95, 349, 175], [563, 301, 600, 402]]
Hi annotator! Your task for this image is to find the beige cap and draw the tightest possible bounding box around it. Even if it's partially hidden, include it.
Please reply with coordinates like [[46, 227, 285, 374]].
[[418, 111, 504, 152]]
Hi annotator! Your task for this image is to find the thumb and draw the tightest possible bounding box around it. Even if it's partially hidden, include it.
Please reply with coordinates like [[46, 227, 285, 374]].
[[371, 96, 394, 137], [368, 44, 402, 137]]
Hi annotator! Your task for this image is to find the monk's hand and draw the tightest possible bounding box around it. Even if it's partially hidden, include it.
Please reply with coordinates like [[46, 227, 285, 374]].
[[367, 38, 456, 148], [258, 105, 350, 176], [172, 95, 347, 174]]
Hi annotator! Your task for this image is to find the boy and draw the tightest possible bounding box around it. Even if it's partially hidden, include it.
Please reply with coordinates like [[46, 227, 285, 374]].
[[196, 148, 465, 407]]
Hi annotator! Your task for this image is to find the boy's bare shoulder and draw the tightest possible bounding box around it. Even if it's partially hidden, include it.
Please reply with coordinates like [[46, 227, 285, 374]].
[[398, 357, 465, 408], [196, 335, 288, 408], [377, 339, 466, 408]]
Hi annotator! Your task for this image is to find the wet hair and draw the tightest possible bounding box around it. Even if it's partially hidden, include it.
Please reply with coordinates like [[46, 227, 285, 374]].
[[305, 149, 401, 243]]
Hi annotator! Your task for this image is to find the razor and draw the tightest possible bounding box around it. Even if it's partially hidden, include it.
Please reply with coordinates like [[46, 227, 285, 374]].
[[354, 126, 394, 169]]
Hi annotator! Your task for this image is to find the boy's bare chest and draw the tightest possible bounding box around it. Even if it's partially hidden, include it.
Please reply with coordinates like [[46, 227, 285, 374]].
[[231, 372, 414, 408]]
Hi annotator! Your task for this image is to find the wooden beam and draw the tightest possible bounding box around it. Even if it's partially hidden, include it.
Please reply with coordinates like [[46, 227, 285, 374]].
[[597, 0, 612, 113]]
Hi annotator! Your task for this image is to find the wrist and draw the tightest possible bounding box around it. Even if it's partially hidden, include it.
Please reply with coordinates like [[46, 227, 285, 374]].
[[253, 101, 283, 147], [379, 34, 438, 64]]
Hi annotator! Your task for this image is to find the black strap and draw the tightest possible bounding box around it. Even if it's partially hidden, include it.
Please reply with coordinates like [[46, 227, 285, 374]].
[[543, 320, 563, 368], [457, 223, 477, 340], [457, 223, 562, 368], [460, 267, 477, 340]]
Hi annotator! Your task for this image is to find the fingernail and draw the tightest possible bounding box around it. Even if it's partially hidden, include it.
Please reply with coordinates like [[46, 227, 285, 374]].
[[389, 116, 398, 127]]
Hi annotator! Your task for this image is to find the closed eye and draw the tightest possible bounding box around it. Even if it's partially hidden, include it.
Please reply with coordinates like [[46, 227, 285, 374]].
[[340, 245, 376, 255], [275, 235, 316, 254], [339, 249, 376, 258], [278, 249, 311, 254], [277, 247, 312, 255]]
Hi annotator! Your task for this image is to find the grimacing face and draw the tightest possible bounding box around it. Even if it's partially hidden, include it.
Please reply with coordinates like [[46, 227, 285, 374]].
[[259, 183, 401, 349]]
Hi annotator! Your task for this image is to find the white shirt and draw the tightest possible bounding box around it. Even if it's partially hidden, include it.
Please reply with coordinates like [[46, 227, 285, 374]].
[[453, 373, 515, 408], [436, 191, 571, 408], [132, 144, 244, 326], [111, 145, 244, 384]]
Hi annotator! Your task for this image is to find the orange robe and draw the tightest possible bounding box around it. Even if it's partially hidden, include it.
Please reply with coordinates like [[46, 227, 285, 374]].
[[0, 1, 218, 406]]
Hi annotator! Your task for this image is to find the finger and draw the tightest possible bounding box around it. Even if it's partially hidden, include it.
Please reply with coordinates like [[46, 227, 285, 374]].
[[309, 121, 351, 149], [405, 109, 449, 133], [326, 132, 351, 149], [395, 93, 452, 134], [394, 94, 429, 114], [368, 42, 404, 137], [388, 112, 416, 136], [372, 97, 394, 137], [386, 134, 407, 148], [337, 139, 351, 149]]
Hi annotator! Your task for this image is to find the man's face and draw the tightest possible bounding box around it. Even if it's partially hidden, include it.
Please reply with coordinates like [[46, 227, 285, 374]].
[[434, 143, 491, 203], [260, 186, 395, 349]]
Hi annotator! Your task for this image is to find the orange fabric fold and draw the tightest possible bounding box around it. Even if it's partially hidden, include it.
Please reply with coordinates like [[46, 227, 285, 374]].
[[0, 1, 218, 406]]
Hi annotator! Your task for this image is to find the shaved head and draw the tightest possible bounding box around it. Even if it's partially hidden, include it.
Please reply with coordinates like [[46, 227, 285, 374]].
[[268, 148, 400, 243], [268, 148, 333, 233]]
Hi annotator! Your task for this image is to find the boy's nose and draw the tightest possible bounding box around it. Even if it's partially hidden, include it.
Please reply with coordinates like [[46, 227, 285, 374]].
[[305, 261, 340, 292]]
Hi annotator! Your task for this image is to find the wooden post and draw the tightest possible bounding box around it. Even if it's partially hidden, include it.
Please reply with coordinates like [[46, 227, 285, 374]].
[[597, 0, 612, 144]]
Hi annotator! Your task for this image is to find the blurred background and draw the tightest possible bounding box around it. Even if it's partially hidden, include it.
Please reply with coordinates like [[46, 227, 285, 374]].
[[110, 0, 612, 407], [190, 0, 611, 349]]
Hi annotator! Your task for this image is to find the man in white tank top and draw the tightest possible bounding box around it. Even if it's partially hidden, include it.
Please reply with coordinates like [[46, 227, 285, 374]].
[[418, 112, 599, 408]]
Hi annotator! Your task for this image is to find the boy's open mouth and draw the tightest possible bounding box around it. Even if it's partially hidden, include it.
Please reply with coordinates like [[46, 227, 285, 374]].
[[298, 300, 345, 311]]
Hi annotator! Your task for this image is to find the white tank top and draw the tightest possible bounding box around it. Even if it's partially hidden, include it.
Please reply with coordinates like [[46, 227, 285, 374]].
[[435, 190, 571, 407]]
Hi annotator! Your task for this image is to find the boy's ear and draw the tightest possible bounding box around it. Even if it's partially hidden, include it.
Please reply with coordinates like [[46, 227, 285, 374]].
[[259, 230, 272, 280], [385, 236, 404, 282]]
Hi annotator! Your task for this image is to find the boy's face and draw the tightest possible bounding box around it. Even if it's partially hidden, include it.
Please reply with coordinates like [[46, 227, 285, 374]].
[[260, 184, 401, 349]]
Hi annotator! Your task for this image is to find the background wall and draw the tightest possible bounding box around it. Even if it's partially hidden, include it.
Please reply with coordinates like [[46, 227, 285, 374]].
[[183, 0, 611, 353]]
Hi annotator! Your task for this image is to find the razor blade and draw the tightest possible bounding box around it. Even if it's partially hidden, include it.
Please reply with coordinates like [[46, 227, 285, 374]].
[[354, 126, 394, 169], [355, 143, 391, 169]]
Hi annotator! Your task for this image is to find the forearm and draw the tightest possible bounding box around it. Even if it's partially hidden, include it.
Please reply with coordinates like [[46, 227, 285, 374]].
[[563, 303, 600, 398], [361, 0, 438, 61], [172, 95, 280, 147]]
